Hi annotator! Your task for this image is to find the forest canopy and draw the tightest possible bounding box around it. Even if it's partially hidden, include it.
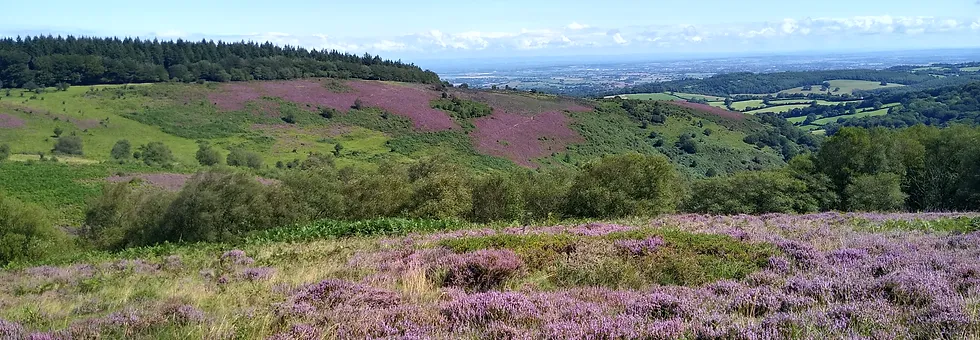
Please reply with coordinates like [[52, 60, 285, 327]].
[[0, 35, 441, 87]]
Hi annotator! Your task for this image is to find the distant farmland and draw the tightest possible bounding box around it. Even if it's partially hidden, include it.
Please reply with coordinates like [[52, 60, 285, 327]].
[[779, 79, 904, 95]]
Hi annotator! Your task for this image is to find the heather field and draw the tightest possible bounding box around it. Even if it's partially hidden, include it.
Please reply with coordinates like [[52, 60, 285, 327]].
[[471, 111, 584, 167], [2, 213, 979, 339]]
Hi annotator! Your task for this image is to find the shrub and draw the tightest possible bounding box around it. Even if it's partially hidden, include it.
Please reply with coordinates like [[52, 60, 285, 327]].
[[846, 173, 907, 212], [110, 139, 131, 160], [227, 149, 262, 169], [53, 127, 63, 137], [282, 167, 345, 220], [340, 164, 412, 219], [405, 159, 473, 219], [0, 192, 67, 265], [53, 135, 84, 155], [517, 167, 575, 221], [82, 182, 175, 250], [138, 142, 174, 167], [684, 171, 818, 214], [151, 171, 302, 244], [567, 153, 681, 217], [469, 171, 523, 222], [444, 249, 524, 291], [195, 142, 222, 166], [0, 144, 9, 162]]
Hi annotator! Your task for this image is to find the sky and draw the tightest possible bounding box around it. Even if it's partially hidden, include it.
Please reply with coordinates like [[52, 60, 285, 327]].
[[2, 0, 980, 62]]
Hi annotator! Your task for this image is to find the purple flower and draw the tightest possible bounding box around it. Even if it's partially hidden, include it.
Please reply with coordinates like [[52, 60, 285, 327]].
[[441, 291, 540, 327], [220, 249, 255, 266], [267, 324, 321, 340], [614, 237, 665, 257], [444, 249, 523, 291], [239, 267, 276, 282], [166, 304, 205, 324], [0, 319, 25, 338], [625, 292, 682, 319]]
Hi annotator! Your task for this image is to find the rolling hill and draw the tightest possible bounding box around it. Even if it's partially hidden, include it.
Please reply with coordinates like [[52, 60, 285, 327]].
[[0, 78, 809, 223]]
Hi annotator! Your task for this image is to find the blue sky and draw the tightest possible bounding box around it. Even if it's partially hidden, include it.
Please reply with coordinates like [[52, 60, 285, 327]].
[[2, 0, 979, 60]]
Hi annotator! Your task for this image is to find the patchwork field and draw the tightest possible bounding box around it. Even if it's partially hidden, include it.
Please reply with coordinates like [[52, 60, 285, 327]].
[[1, 213, 978, 338], [778, 80, 905, 95]]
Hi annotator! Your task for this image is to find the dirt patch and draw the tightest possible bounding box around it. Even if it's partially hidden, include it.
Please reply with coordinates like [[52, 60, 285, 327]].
[[107, 173, 278, 191], [471, 111, 584, 167], [0, 113, 25, 128], [208, 79, 456, 131], [667, 101, 746, 120]]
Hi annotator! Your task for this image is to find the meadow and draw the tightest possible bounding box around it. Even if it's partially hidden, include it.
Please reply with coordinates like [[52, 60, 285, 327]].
[[778, 80, 905, 95], [1, 213, 978, 339]]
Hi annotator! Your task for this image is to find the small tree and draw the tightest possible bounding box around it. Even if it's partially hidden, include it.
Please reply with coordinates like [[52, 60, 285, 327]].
[[53, 135, 83, 155], [245, 152, 263, 170], [139, 142, 175, 167], [195, 142, 222, 166], [333, 143, 344, 157], [53, 127, 63, 137], [110, 139, 132, 160], [352, 98, 364, 110], [23, 81, 39, 92], [0, 144, 9, 162]]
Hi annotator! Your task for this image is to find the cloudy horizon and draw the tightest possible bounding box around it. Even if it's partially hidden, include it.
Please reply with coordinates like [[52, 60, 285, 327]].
[[2, 0, 979, 62]]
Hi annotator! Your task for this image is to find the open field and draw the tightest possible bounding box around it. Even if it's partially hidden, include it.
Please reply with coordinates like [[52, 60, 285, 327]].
[[960, 67, 980, 72], [670, 92, 726, 101], [744, 104, 811, 114], [810, 108, 890, 125], [1, 213, 978, 338], [779, 80, 905, 95], [730, 100, 765, 111], [608, 93, 680, 101]]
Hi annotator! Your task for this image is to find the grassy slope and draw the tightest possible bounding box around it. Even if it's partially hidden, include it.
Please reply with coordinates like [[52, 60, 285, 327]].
[[1, 80, 791, 224]]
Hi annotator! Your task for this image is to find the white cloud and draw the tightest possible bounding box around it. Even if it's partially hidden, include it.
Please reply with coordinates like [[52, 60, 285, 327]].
[[612, 33, 627, 45], [137, 14, 979, 57]]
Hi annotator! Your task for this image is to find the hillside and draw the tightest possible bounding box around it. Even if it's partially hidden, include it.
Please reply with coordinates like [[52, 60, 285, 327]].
[[0, 78, 810, 223]]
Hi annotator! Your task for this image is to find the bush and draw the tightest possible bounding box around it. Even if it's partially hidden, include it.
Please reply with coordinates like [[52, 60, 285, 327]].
[[567, 153, 681, 217], [151, 171, 303, 244], [195, 142, 222, 166], [138, 142, 174, 167], [0, 144, 9, 162], [82, 182, 175, 250], [53, 135, 83, 155], [443, 249, 523, 291], [684, 171, 818, 214], [110, 139, 131, 161], [518, 167, 575, 221], [282, 167, 345, 220], [340, 163, 412, 219], [846, 173, 907, 211], [0, 192, 67, 265], [405, 159, 472, 219], [227, 149, 262, 169], [469, 171, 523, 222]]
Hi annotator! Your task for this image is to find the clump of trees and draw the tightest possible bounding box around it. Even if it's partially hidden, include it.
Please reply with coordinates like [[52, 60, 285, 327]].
[[227, 149, 262, 169], [81, 153, 686, 250]]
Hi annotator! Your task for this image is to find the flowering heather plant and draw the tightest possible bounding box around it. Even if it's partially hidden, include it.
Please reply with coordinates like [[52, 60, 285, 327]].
[[239, 267, 277, 282], [613, 236, 665, 256], [220, 249, 255, 266], [1, 213, 979, 338], [443, 249, 523, 291]]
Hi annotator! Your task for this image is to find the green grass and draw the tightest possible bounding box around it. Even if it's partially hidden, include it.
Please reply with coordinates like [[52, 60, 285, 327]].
[[745, 104, 811, 114], [0, 161, 163, 224], [779, 79, 905, 95], [707, 101, 728, 108], [612, 93, 681, 101], [730, 100, 764, 111], [770, 99, 814, 105], [671, 92, 726, 101], [912, 66, 949, 72], [960, 66, 980, 72], [786, 116, 808, 124]]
